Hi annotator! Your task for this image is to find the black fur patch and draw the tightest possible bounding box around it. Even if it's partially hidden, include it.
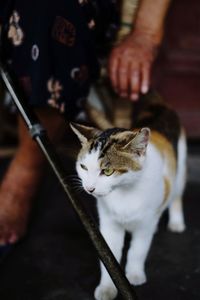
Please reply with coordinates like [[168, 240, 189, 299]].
[[132, 91, 181, 157], [90, 128, 126, 157]]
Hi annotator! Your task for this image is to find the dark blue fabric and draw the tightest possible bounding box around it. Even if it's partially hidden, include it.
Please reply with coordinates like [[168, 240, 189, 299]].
[[1, 0, 100, 120], [0, 0, 6, 22], [0, 245, 13, 263]]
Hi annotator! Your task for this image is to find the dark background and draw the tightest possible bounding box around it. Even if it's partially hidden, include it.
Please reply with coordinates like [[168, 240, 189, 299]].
[[0, 0, 200, 299]]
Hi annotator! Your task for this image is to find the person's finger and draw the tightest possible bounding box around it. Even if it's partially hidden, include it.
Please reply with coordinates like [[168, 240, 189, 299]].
[[118, 59, 129, 97], [108, 53, 119, 92], [141, 63, 151, 94], [129, 65, 140, 101]]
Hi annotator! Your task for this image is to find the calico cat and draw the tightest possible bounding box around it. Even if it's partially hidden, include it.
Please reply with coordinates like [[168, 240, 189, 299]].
[[70, 91, 187, 300]]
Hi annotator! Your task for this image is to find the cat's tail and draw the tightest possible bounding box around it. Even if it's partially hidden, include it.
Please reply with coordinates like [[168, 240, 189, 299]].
[[86, 82, 133, 130], [139, 89, 164, 106], [85, 101, 114, 130]]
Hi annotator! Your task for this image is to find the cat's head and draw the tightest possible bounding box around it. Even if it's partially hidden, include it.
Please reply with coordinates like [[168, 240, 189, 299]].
[[70, 123, 150, 197]]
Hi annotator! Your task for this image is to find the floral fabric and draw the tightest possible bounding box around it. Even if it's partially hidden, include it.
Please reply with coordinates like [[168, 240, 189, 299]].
[[0, 0, 100, 120]]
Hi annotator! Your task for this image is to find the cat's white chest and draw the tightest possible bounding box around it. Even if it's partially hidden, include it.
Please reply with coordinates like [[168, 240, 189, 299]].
[[99, 178, 163, 228]]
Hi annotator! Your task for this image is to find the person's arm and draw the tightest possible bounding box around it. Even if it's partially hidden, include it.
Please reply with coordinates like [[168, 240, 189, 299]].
[[109, 0, 172, 101]]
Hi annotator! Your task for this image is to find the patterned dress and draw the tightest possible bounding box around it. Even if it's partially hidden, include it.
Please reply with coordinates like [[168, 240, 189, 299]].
[[0, 0, 119, 120]]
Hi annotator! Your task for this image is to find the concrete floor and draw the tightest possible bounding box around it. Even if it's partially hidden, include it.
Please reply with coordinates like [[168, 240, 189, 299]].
[[0, 142, 199, 300]]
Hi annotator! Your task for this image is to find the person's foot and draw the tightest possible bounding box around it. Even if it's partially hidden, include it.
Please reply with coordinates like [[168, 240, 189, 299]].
[[0, 108, 65, 246], [0, 149, 43, 245]]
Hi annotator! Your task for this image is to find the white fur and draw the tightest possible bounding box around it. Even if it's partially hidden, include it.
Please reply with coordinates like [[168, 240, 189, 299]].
[[168, 131, 187, 232], [76, 133, 186, 300]]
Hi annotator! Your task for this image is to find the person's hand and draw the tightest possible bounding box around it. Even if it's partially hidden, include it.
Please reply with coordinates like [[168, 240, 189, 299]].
[[108, 30, 160, 101]]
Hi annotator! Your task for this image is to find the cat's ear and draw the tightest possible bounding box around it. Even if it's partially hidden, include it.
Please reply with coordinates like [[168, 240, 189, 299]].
[[70, 122, 101, 144], [122, 127, 150, 156]]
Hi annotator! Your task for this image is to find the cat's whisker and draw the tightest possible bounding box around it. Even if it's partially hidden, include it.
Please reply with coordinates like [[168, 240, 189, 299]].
[[66, 174, 79, 179], [70, 179, 81, 185], [63, 175, 80, 181], [72, 183, 82, 189], [58, 175, 83, 195], [62, 174, 82, 186], [70, 181, 84, 192], [70, 179, 82, 185], [71, 182, 82, 189], [72, 186, 86, 195]]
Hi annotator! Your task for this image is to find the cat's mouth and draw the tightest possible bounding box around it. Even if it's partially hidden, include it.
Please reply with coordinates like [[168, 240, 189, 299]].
[[83, 188, 111, 197]]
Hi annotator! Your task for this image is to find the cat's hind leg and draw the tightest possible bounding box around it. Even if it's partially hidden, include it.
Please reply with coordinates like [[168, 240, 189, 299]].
[[168, 196, 186, 232], [168, 131, 187, 233]]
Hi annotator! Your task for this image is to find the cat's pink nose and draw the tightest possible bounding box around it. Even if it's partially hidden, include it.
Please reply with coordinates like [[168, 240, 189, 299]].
[[87, 187, 95, 193]]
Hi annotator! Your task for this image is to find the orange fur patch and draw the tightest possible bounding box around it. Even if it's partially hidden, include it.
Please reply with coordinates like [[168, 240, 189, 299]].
[[157, 176, 171, 214], [163, 176, 170, 204], [150, 131, 176, 176]]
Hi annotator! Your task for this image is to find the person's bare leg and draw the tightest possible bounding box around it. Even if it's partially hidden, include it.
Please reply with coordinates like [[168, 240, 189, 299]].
[[0, 108, 65, 245]]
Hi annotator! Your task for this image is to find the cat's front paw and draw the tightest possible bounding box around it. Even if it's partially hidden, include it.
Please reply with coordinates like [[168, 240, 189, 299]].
[[94, 284, 117, 300], [126, 271, 147, 286]]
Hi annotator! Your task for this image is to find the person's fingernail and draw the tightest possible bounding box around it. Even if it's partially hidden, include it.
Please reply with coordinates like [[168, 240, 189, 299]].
[[141, 85, 149, 94], [131, 93, 139, 101], [120, 92, 128, 98], [9, 234, 17, 244]]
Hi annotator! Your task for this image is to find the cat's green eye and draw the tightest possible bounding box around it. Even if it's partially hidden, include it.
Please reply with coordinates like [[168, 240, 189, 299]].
[[80, 164, 88, 171], [102, 167, 114, 176]]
